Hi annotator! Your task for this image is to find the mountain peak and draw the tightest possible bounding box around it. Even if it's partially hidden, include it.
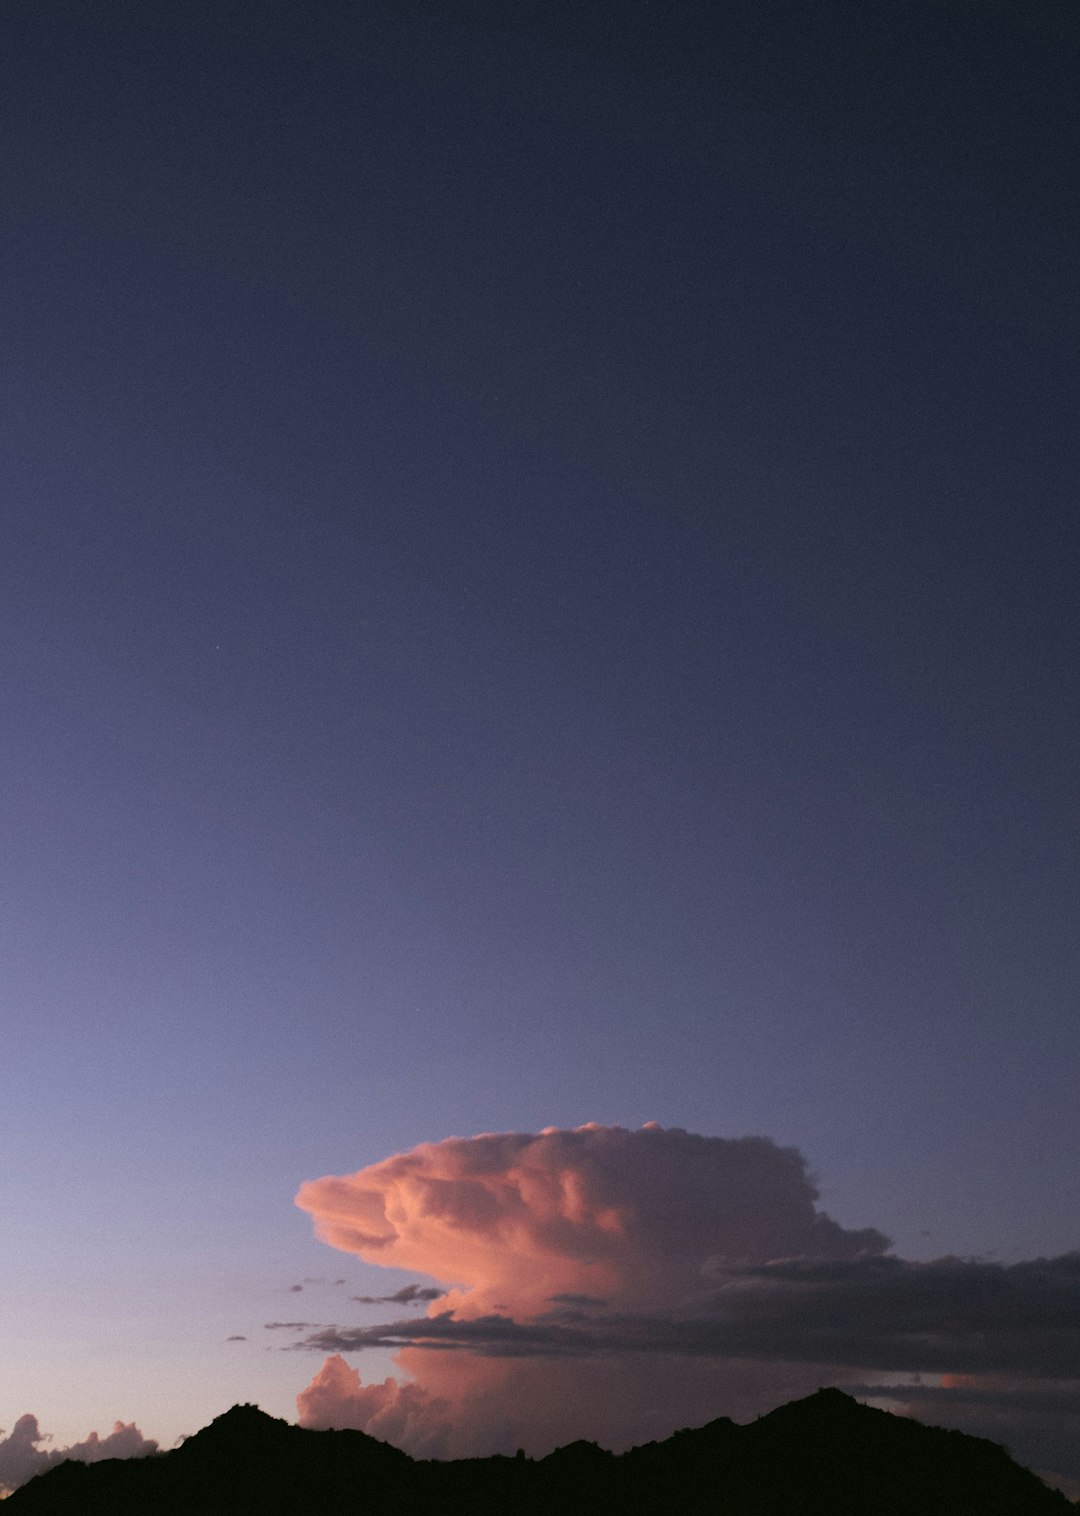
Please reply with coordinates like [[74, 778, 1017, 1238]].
[[210, 1403, 279, 1426], [182, 1403, 286, 1444], [755, 1386, 871, 1427], [7, 1390, 1072, 1514]]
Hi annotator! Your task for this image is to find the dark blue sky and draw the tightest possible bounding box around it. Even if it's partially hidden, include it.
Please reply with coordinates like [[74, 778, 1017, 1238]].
[[2, 0, 1077, 1447]]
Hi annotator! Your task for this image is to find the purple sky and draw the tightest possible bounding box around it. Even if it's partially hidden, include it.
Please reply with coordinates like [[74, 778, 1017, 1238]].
[[2, 0, 1078, 1490]]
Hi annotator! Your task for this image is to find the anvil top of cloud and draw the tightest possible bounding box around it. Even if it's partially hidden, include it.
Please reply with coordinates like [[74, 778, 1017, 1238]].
[[295, 1123, 889, 1319], [293, 1125, 1080, 1479]]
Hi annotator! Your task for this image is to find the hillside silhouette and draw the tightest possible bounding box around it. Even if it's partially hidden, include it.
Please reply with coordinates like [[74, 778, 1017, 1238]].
[[7, 1389, 1073, 1514]]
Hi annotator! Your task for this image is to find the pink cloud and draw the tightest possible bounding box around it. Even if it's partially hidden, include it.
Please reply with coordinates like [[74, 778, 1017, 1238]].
[[8, 1127, 1076, 1487], [293, 1123, 887, 1456], [296, 1354, 453, 1458], [295, 1123, 886, 1322], [294, 1125, 1080, 1475], [0, 1413, 158, 1496]]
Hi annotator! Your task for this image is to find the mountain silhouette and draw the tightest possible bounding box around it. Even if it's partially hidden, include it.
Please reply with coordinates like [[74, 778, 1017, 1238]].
[[6, 1389, 1073, 1514]]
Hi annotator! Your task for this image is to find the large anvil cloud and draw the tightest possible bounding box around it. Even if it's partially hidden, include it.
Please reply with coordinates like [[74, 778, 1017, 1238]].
[[293, 1124, 1080, 1484], [295, 1123, 887, 1318]]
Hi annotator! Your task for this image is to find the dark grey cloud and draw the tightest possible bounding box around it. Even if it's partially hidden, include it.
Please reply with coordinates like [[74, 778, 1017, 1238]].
[[699, 1253, 1080, 1379], [353, 1283, 446, 1306], [849, 1379, 1080, 1420], [226, 1334, 248, 1342], [296, 1311, 595, 1358], [265, 1321, 316, 1331], [291, 1253, 1080, 1381]]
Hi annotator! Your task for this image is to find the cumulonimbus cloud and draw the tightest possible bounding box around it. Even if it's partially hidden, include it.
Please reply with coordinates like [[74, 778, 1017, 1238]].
[[0, 1413, 158, 1496], [293, 1124, 1080, 1477], [295, 1124, 887, 1319]]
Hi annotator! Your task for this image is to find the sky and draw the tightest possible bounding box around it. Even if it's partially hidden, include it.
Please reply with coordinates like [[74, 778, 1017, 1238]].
[[2, 0, 1079, 1495]]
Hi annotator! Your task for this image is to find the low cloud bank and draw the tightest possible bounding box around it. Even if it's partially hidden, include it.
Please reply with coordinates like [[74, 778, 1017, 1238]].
[[290, 1250, 1080, 1378], [294, 1124, 1080, 1477], [0, 1413, 158, 1495]]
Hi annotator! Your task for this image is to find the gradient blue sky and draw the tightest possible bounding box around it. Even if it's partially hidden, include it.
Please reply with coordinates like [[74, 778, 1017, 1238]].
[[2, 0, 1078, 1455]]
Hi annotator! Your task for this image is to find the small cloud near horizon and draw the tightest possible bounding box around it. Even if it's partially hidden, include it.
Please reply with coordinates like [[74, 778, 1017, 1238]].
[[0, 1414, 157, 1497]]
